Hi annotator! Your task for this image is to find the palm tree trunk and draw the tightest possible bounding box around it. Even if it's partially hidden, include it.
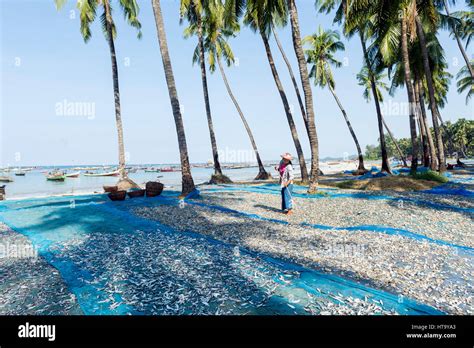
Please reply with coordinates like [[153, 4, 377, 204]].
[[413, 77, 430, 167], [287, 0, 319, 193], [443, 0, 474, 78], [272, 25, 309, 131], [103, 0, 128, 182], [414, 15, 446, 172], [359, 31, 391, 173], [328, 85, 367, 174], [151, 0, 195, 195], [417, 79, 438, 170], [401, 18, 420, 173], [381, 116, 408, 167], [216, 58, 269, 180], [197, 15, 224, 177], [260, 31, 309, 182]]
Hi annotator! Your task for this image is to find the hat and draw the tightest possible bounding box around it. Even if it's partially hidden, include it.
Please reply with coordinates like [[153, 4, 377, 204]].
[[281, 153, 293, 160]]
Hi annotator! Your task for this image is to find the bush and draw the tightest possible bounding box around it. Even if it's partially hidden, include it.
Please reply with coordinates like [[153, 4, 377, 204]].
[[336, 180, 356, 189], [411, 171, 449, 183]]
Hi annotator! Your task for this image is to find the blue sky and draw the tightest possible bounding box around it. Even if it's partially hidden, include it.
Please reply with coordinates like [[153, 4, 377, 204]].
[[1, 0, 472, 166]]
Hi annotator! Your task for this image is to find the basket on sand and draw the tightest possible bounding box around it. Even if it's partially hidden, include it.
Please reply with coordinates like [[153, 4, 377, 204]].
[[145, 181, 164, 197], [108, 190, 127, 201]]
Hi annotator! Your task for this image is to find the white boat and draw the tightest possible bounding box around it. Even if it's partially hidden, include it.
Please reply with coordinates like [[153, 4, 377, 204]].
[[0, 176, 13, 182], [83, 170, 120, 177], [65, 171, 80, 178]]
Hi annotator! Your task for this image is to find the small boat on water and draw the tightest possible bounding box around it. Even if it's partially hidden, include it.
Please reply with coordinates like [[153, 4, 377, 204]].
[[65, 171, 80, 178], [160, 167, 180, 172], [84, 170, 120, 177], [47, 173, 66, 181], [145, 168, 161, 173], [15, 172, 26, 176], [0, 176, 13, 182]]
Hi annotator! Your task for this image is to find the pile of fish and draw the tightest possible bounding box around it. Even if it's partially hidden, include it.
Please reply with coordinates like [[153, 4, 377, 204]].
[[135, 195, 473, 315]]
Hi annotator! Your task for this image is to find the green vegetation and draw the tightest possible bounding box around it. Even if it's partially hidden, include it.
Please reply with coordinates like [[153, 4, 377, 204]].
[[410, 171, 449, 184], [365, 118, 474, 160], [336, 181, 356, 189]]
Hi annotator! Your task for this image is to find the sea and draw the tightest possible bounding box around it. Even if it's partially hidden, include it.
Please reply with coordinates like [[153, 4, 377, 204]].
[[0, 161, 361, 199]]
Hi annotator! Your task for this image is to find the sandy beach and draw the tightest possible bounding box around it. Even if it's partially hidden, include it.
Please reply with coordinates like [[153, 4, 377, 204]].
[[134, 183, 473, 315], [1, 167, 473, 315]]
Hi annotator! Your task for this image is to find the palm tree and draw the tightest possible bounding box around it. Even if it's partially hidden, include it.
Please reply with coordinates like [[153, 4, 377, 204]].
[[357, 66, 408, 167], [400, 7, 420, 173], [180, 0, 231, 184], [440, 0, 474, 78], [151, 0, 195, 195], [244, 0, 309, 182], [452, 3, 473, 48], [316, 0, 392, 173], [55, 0, 141, 189], [203, 1, 270, 180], [287, 0, 320, 193], [386, 27, 447, 170], [272, 26, 309, 132], [457, 61, 474, 103], [304, 27, 368, 174], [413, 4, 446, 172]]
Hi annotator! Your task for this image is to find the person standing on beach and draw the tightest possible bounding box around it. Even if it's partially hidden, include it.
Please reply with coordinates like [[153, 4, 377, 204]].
[[276, 153, 295, 215]]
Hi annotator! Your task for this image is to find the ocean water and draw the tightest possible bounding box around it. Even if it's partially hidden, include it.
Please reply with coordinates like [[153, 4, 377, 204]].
[[0, 165, 278, 199], [1, 161, 362, 199]]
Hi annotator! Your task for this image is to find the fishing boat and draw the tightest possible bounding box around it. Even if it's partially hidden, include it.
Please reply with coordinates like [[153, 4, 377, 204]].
[[0, 176, 13, 182], [46, 173, 66, 181], [83, 170, 120, 177], [65, 171, 80, 178], [145, 168, 161, 173], [160, 167, 180, 172]]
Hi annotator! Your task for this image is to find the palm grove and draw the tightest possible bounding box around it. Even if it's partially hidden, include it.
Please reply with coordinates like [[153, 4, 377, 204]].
[[55, 0, 473, 195]]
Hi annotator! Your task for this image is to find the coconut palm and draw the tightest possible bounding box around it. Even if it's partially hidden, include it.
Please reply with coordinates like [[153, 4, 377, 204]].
[[244, 0, 309, 182], [180, 0, 231, 184], [316, 0, 392, 173], [304, 27, 368, 174], [457, 61, 474, 103], [386, 27, 449, 170], [272, 26, 309, 132], [151, 0, 195, 195], [357, 66, 408, 167], [400, 6, 421, 173], [440, 0, 474, 78], [287, 0, 320, 193], [452, 3, 473, 48], [55, 0, 141, 189], [201, 0, 270, 180]]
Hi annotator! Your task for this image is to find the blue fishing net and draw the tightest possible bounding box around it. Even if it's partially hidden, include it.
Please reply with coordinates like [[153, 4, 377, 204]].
[[423, 184, 474, 198], [186, 196, 473, 254], [0, 194, 443, 315], [203, 183, 474, 214]]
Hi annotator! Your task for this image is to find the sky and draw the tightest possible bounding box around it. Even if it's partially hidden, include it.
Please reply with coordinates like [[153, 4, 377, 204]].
[[1, 0, 472, 166]]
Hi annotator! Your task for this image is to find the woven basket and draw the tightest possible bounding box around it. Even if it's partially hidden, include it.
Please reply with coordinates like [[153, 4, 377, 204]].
[[145, 181, 164, 197], [108, 190, 127, 201], [127, 189, 145, 198]]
